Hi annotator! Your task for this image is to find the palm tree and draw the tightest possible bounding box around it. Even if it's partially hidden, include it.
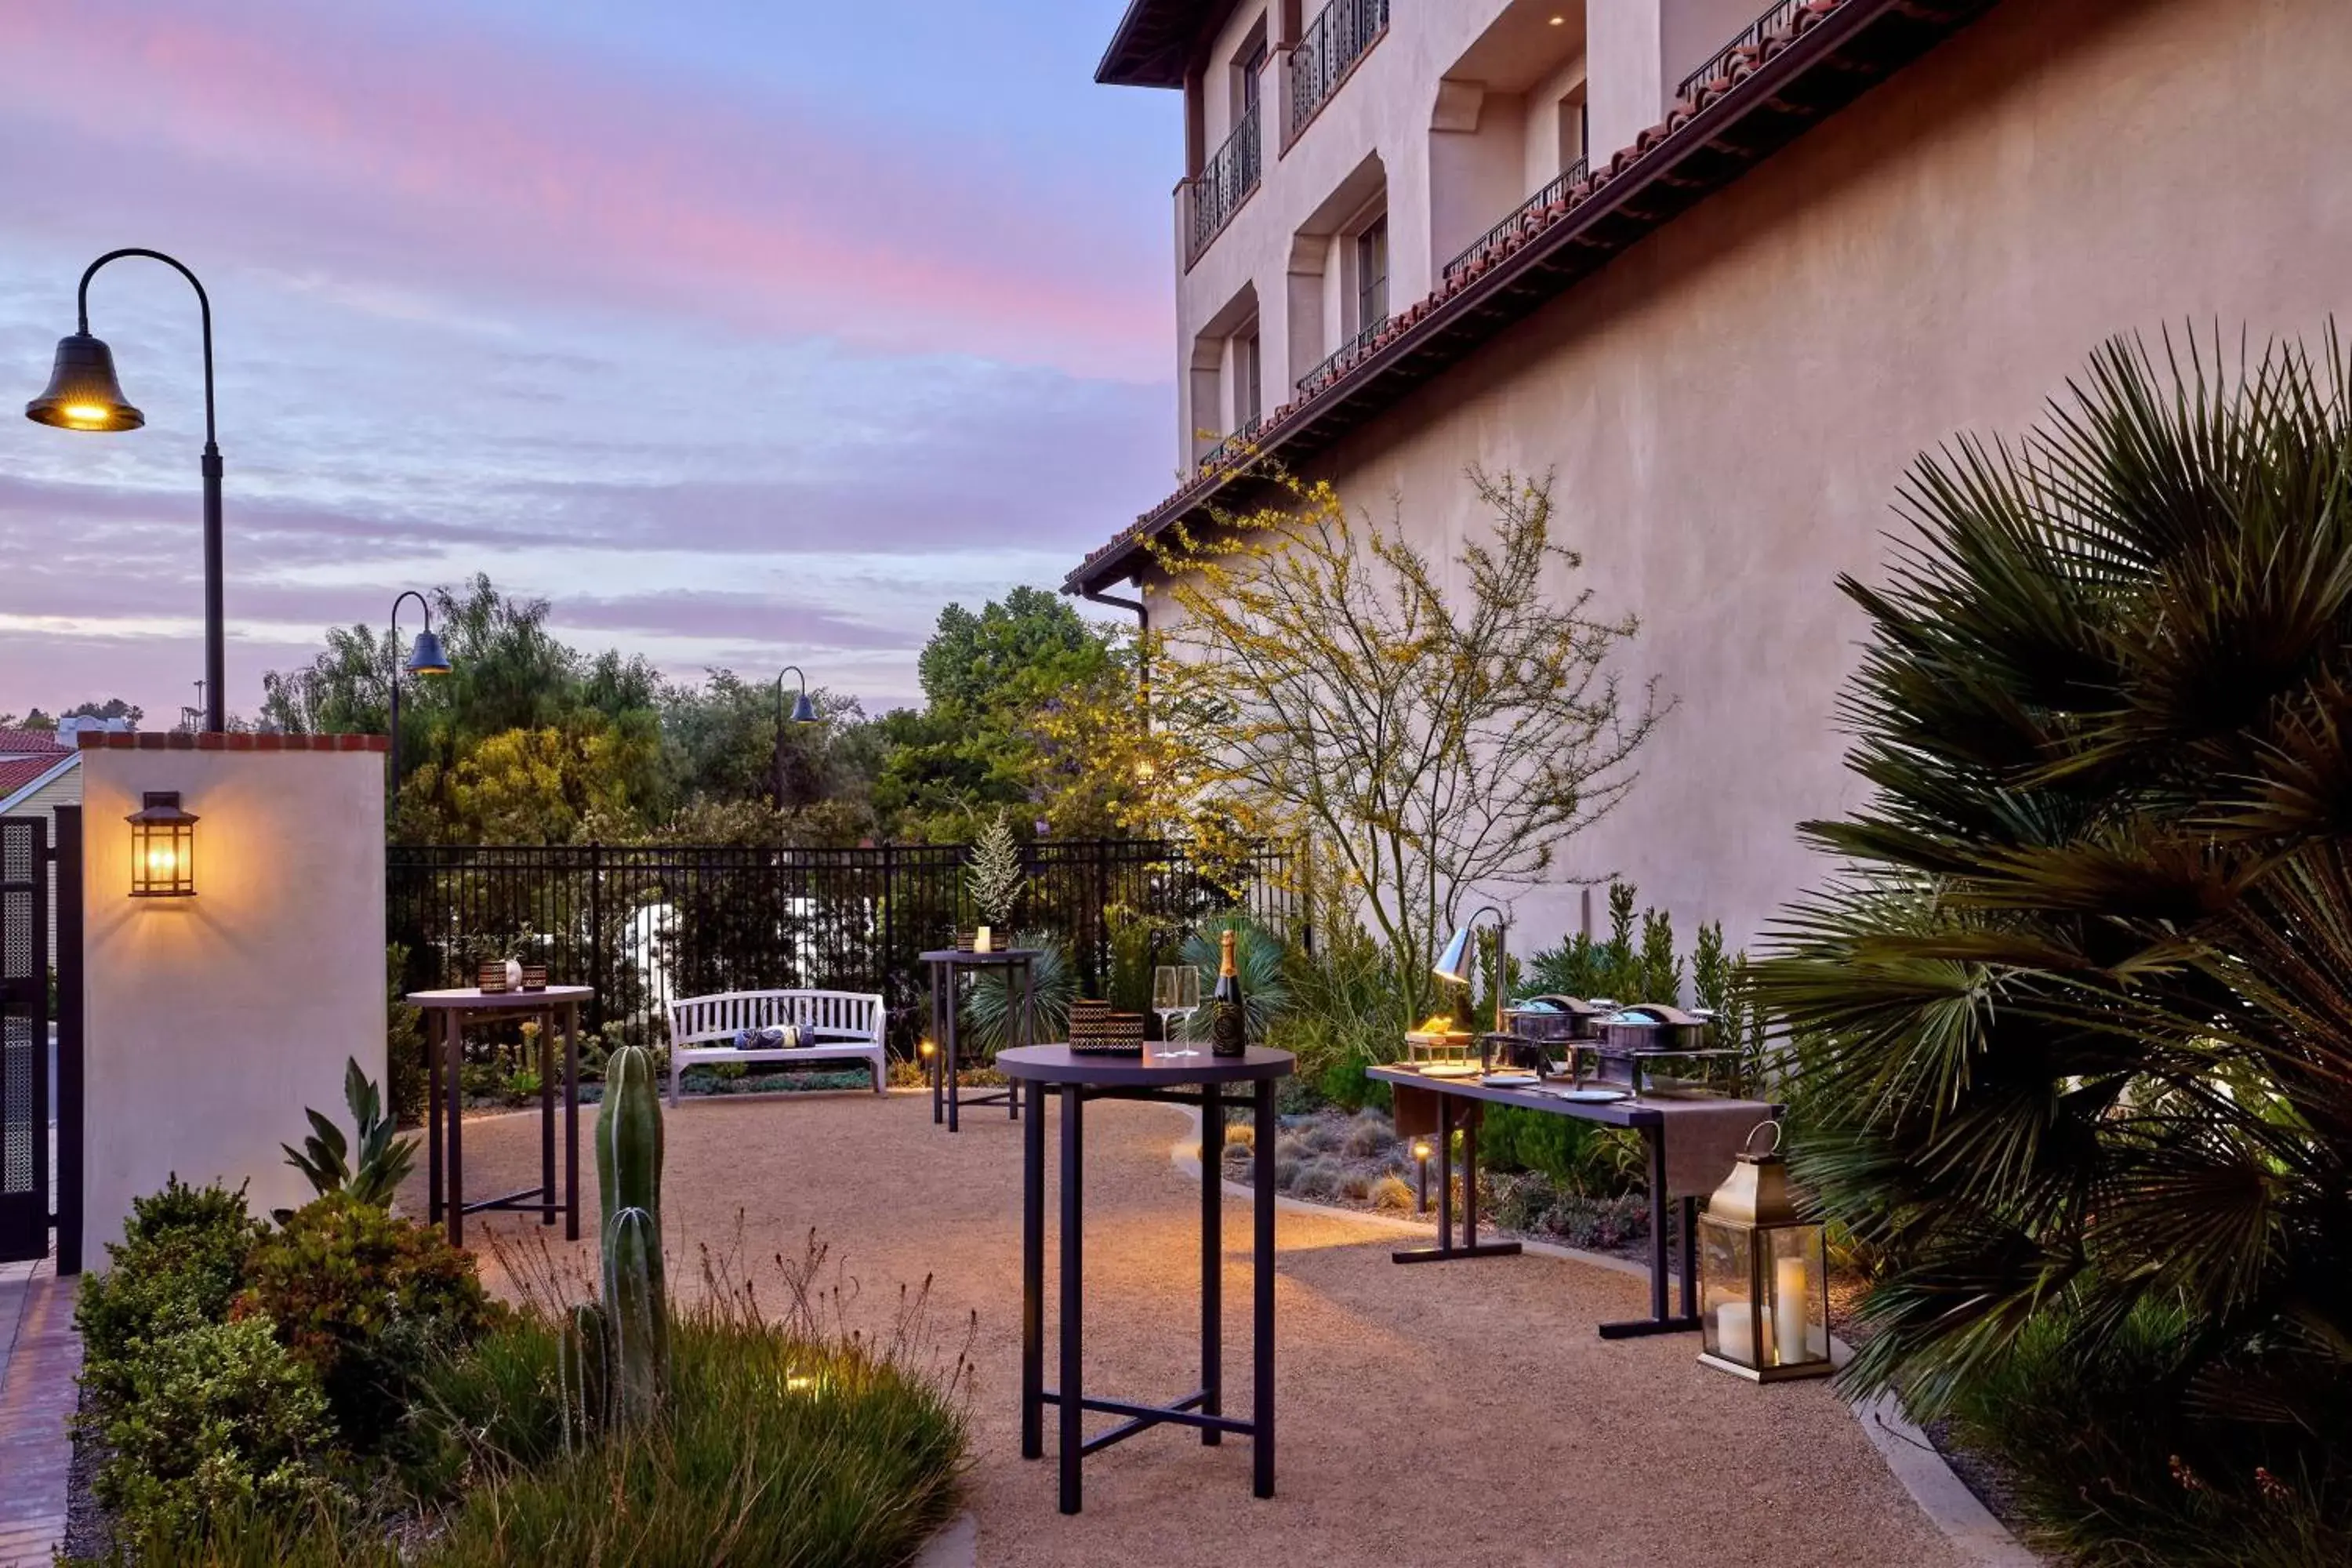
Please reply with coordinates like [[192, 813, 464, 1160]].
[[1759, 332, 2352, 1469]]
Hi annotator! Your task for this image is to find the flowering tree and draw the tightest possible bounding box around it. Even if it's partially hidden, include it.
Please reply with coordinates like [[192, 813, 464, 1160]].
[[1062, 470, 1666, 1020]]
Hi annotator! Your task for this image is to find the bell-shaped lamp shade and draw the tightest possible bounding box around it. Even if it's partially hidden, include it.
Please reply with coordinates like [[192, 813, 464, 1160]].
[[404, 627, 452, 677], [26, 333, 144, 432], [789, 689, 818, 724], [1432, 920, 1477, 985]]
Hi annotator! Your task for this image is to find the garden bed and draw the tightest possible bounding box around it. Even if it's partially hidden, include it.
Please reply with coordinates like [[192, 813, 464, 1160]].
[[1218, 1104, 1654, 1261]]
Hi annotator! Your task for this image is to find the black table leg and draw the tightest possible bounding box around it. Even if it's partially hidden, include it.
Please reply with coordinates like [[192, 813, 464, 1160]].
[[1058, 1080, 1084, 1514], [1393, 1096, 1519, 1265], [947, 971, 963, 1134], [1679, 1194, 1697, 1319], [426, 1011, 443, 1225], [564, 1002, 580, 1242], [1021, 1078, 1044, 1461], [1599, 1123, 1700, 1338], [539, 1006, 556, 1225], [1201, 1081, 1222, 1446], [445, 1009, 466, 1247], [1011, 959, 1028, 1120], [1252, 1077, 1276, 1500], [930, 964, 944, 1126]]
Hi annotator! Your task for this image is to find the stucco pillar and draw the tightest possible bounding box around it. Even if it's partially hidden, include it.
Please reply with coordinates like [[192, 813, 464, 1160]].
[[77, 732, 387, 1258]]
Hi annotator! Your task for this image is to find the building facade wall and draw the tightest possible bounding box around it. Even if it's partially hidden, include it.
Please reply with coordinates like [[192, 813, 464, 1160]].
[[1153, 0, 2351, 959], [79, 743, 385, 1258]]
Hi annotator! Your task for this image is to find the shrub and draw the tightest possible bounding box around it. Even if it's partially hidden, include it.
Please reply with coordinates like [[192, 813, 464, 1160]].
[[419, 1297, 968, 1567], [77, 1177, 265, 1408], [1758, 331, 2352, 1558], [234, 1192, 502, 1445], [1341, 1110, 1393, 1160], [1478, 1106, 1640, 1196], [1370, 1173, 1414, 1212], [1944, 1302, 2352, 1566], [1289, 1156, 1341, 1199], [399, 1312, 572, 1501], [91, 1317, 336, 1549]]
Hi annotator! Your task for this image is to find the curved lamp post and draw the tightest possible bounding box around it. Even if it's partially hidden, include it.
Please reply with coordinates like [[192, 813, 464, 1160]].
[[1432, 904, 1511, 1033], [387, 590, 452, 790], [773, 666, 819, 808], [26, 249, 226, 732]]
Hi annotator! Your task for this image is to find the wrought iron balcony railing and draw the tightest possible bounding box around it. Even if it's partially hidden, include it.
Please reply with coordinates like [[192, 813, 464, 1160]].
[[1440, 157, 1590, 288], [1196, 417, 1265, 475], [1295, 315, 1388, 400], [1287, 0, 1388, 139], [1677, 0, 1806, 100], [1186, 104, 1262, 263]]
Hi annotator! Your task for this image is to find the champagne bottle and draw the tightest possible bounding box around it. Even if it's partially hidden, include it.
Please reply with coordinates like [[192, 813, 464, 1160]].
[[1210, 929, 1247, 1057]]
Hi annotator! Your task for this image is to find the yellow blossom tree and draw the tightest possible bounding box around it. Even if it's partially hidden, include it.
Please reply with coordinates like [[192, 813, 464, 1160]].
[[1051, 468, 1668, 1021]]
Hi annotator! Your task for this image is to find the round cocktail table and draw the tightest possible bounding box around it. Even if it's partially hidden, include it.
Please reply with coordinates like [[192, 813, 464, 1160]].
[[997, 1043, 1294, 1515], [918, 948, 1039, 1131], [403, 985, 590, 1247]]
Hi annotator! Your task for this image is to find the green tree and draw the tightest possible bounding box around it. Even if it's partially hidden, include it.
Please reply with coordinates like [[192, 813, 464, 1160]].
[[1759, 331, 2352, 1556], [875, 587, 1127, 840]]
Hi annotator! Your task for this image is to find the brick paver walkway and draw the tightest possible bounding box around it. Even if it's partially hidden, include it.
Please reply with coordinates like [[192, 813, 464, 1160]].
[[0, 1254, 79, 1568]]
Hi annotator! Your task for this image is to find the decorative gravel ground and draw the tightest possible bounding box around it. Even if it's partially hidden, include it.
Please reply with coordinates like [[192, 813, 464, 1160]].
[[403, 1091, 1968, 1568]]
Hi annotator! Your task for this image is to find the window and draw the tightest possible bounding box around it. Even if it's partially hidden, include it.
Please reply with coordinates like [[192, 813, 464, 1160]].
[[1356, 215, 1388, 331], [1237, 31, 1269, 125], [1238, 330, 1262, 426], [1559, 85, 1589, 171]]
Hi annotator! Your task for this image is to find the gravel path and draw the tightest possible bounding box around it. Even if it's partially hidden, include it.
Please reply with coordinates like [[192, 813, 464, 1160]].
[[412, 1091, 1962, 1568]]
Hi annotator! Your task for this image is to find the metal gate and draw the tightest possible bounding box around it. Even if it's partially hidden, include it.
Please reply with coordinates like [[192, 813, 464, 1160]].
[[0, 815, 49, 1261]]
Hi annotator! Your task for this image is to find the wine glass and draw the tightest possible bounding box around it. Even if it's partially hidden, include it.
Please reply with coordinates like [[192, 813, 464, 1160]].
[[1153, 964, 1201, 1057]]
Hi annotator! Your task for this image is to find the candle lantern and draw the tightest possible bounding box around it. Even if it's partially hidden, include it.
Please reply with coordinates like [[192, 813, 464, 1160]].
[[1697, 1122, 1832, 1382], [126, 790, 198, 898]]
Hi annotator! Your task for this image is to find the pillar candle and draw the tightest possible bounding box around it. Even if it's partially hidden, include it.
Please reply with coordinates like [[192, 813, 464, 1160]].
[[1774, 1254, 1810, 1365], [1715, 1301, 1774, 1367], [975, 925, 993, 954]]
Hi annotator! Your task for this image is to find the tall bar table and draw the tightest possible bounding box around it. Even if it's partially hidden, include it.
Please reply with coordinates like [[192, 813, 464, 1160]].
[[1000, 1043, 1293, 1515], [405, 985, 590, 1247], [920, 948, 1037, 1131]]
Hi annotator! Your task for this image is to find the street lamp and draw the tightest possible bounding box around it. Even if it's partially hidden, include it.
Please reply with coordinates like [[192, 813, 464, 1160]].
[[772, 666, 818, 808], [387, 590, 452, 789], [27, 249, 227, 732]]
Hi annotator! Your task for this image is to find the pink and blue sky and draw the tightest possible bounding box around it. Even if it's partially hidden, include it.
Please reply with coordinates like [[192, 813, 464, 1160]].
[[0, 0, 1176, 724]]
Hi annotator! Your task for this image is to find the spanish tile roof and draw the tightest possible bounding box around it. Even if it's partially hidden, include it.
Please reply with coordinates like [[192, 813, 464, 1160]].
[[0, 729, 70, 757], [1065, 0, 1996, 596], [0, 735, 75, 805]]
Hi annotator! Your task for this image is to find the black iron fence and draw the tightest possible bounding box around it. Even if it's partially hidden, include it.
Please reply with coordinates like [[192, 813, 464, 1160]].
[[1187, 103, 1263, 262], [1288, 0, 1388, 136], [1677, 0, 1807, 101], [387, 839, 1301, 1054], [1442, 157, 1591, 287]]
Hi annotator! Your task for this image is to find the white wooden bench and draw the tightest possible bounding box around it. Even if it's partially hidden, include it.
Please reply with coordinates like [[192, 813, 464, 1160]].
[[663, 989, 887, 1106]]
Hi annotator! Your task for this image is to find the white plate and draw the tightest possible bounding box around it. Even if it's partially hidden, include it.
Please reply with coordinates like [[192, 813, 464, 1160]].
[[1552, 1087, 1627, 1103], [1480, 1073, 1539, 1087]]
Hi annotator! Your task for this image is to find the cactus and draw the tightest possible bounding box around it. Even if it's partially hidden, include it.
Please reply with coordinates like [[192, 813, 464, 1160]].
[[590, 1043, 669, 1425]]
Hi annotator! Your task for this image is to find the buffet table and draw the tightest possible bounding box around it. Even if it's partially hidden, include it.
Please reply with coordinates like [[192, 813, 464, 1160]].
[[1367, 1062, 1777, 1338], [1000, 1043, 1293, 1515]]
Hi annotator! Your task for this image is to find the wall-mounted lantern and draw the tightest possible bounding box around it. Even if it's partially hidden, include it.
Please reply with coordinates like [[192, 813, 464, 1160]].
[[1697, 1121, 1833, 1382], [127, 790, 198, 898]]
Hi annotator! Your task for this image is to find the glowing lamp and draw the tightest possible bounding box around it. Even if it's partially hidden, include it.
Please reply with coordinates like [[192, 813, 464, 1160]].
[[25, 332, 144, 432], [1411, 1136, 1435, 1214], [126, 790, 198, 898], [1697, 1123, 1833, 1382]]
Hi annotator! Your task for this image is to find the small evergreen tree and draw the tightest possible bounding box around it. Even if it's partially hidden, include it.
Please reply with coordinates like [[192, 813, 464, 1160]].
[[966, 810, 1025, 928]]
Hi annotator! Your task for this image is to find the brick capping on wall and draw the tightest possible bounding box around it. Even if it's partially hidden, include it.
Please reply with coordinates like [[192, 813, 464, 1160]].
[[75, 731, 389, 753]]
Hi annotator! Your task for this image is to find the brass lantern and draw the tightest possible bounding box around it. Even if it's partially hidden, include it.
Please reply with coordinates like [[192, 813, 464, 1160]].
[[1697, 1122, 1832, 1382], [126, 790, 198, 898]]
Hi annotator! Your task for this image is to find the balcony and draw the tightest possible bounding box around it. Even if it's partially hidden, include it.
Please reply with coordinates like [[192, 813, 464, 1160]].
[[1295, 314, 1388, 400], [1440, 158, 1590, 288], [1678, 0, 1809, 100], [1287, 0, 1388, 145], [1196, 416, 1265, 475], [1186, 104, 1262, 264]]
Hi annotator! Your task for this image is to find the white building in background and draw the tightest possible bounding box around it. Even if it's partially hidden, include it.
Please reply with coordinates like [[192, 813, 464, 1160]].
[[1068, 0, 2352, 951]]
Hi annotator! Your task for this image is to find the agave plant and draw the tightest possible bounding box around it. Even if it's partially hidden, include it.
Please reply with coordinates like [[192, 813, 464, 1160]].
[[283, 1056, 417, 1210], [1758, 330, 2352, 1492]]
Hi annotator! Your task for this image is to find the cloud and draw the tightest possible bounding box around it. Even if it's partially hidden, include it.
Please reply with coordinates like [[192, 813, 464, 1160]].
[[550, 591, 903, 652], [0, 0, 1171, 379]]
